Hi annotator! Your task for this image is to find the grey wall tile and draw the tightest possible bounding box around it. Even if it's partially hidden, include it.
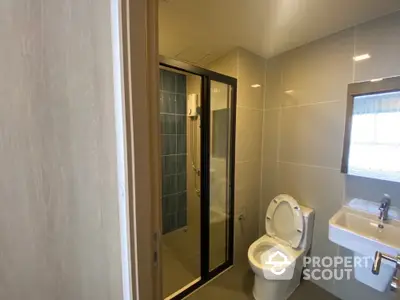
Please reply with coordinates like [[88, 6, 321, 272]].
[[162, 175, 178, 196], [162, 155, 177, 175], [333, 247, 396, 300], [160, 92, 176, 114], [177, 134, 186, 154], [161, 114, 177, 134], [177, 192, 187, 211], [176, 94, 187, 115], [164, 194, 178, 214], [160, 69, 188, 233], [176, 115, 187, 134], [177, 210, 187, 228], [176, 73, 186, 94], [177, 173, 187, 193], [177, 155, 187, 174], [162, 135, 177, 155], [345, 175, 400, 207], [162, 69, 176, 92], [163, 214, 177, 234]]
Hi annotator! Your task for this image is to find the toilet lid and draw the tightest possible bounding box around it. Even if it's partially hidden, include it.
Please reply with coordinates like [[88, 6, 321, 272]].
[[265, 194, 304, 249]]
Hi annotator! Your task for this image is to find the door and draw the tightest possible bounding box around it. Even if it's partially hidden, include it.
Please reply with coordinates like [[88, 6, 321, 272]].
[[159, 57, 236, 299]]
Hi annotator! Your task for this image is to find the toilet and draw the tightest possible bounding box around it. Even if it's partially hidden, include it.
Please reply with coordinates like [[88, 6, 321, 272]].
[[248, 194, 315, 300]]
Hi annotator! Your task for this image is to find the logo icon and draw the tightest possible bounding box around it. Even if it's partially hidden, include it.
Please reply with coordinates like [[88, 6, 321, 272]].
[[261, 247, 295, 280]]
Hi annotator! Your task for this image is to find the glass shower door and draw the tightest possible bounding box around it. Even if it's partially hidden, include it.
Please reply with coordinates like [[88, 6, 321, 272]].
[[160, 57, 236, 299], [159, 67, 202, 299], [208, 80, 234, 271]]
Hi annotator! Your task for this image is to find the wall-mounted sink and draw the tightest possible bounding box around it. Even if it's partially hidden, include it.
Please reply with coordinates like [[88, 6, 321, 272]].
[[329, 203, 400, 292], [329, 206, 400, 258]]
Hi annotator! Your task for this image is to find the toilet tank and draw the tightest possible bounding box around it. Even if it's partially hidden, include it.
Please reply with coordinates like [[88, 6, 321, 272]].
[[298, 205, 315, 251]]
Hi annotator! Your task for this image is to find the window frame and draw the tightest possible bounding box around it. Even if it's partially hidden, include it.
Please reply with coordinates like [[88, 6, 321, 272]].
[[342, 76, 400, 180]]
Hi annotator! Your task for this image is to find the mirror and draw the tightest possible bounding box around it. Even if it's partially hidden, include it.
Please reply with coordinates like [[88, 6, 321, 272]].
[[342, 76, 400, 183]]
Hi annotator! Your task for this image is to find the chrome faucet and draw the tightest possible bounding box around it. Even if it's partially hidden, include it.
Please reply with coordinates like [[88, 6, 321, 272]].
[[379, 194, 391, 222]]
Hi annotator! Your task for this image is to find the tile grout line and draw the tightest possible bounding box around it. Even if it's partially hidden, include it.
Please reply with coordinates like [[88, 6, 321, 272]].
[[258, 62, 268, 236], [263, 99, 342, 112], [279, 160, 341, 172], [237, 104, 264, 112]]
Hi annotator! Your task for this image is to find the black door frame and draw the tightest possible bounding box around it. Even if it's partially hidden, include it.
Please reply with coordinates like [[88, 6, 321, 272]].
[[159, 56, 237, 299]]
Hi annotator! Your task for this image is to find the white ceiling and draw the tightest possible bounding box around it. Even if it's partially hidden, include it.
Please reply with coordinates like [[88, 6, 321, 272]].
[[159, 0, 400, 65]]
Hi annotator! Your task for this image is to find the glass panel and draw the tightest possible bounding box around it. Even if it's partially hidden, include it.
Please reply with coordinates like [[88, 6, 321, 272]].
[[209, 80, 232, 271], [160, 67, 201, 298]]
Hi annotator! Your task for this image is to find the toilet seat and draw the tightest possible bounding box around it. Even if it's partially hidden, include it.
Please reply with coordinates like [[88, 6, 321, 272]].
[[248, 196, 314, 300], [248, 235, 304, 278], [265, 194, 304, 249]]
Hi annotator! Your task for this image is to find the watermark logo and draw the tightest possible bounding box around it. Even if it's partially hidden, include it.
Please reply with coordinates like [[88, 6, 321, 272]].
[[259, 251, 374, 281], [260, 247, 295, 280], [302, 255, 372, 281]]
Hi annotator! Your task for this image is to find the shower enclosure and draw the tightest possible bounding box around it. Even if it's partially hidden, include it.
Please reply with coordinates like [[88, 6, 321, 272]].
[[159, 57, 237, 299]]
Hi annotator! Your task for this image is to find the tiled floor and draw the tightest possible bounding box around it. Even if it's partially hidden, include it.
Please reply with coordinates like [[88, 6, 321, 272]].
[[161, 222, 228, 298], [186, 261, 340, 300], [162, 243, 199, 298]]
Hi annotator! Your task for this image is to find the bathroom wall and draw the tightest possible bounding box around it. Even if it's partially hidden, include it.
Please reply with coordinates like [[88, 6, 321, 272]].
[[0, 1, 123, 299], [209, 48, 266, 262], [160, 69, 188, 234], [261, 11, 400, 300]]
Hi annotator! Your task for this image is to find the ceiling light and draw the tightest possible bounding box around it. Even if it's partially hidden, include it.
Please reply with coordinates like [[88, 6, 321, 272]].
[[353, 54, 371, 62], [251, 84, 261, 88], [371, 78, 383, 82], [284, 90, 294, 94]]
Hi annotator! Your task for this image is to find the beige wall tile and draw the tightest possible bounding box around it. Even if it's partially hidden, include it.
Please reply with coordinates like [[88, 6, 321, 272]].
[[208, 49, 239, 78], [276, 163, 344, 236], [234, 161, 261, 261], [237, 49, 266, 110], [355, 11, 400, 82], [280, 101, 346, 169], [281, 29, 354, 107], [209, 49, 264, 264], [235, 161, 261, 204], [235, 107, 263, 162], [259, 109, 280, 233], [276, 162, 344, 292], [262, 110, 279, 162], [265, 56, 285, 110], [261, 11, 400, 300], [234, 192, 260, 262], [259, 160, 278, 235]]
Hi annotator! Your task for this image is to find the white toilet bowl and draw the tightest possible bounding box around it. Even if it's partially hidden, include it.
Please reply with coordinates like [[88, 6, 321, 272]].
[[247, 194, 315, 300]]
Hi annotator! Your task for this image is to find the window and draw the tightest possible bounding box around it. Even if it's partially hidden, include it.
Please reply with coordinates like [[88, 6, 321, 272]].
[[344, 87, 400, 183]]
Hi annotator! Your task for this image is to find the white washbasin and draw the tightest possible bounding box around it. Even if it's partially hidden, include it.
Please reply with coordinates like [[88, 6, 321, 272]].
[[329, 206, 400, 258]]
